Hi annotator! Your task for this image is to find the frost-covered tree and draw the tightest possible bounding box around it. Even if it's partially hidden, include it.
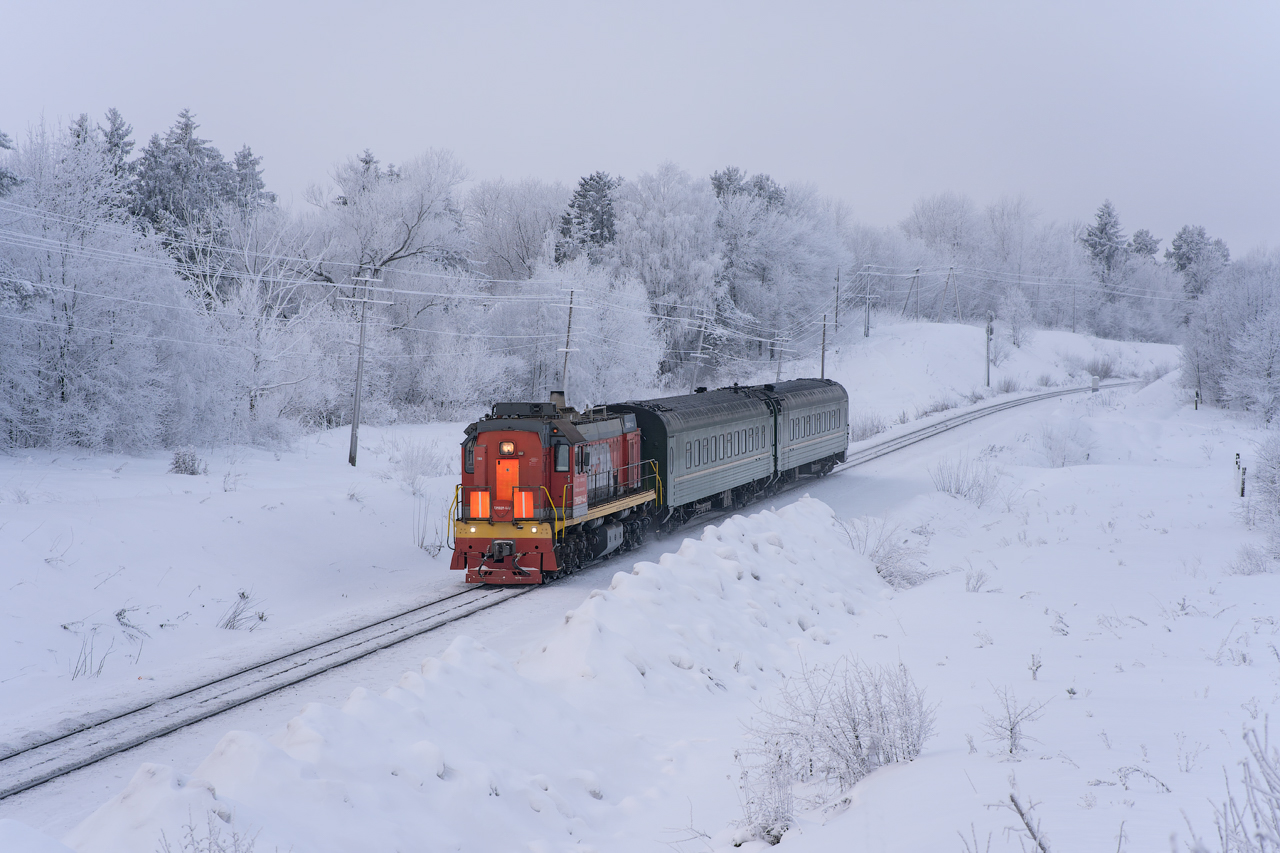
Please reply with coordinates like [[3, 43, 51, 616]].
[[612, 163, 721, 376], [1128, 228, 1161, 258], [1181, 248, 1278, 408], [1080, 199, 1128, 278], [0, 129, 19, 196], [0, 119, 185, 449], [98, 107, 134, 181], [555, 171, 621, 264], [998, 286, 1036, 348], [1224, 307, 1280, 423], [547, 258, 663, 407], [711, 166, 785, 210], [130, 110, 275, 303], [231, 145, 275, 212], [901, 191, 979, 259], [465, 177, 567, 280], [1166, 224, 1230, 299], [315, 148, 468, 279], [711, 172, 844, 370], [131, 109, 240, 231], [310, 149, 478, 421]]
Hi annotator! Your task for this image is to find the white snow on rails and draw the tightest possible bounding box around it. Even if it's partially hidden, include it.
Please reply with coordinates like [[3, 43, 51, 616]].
[[0, 586, 529, 800]]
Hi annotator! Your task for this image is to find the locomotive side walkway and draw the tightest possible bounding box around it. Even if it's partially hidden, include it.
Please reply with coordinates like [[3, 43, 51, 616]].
[[0, 378, 1138, 802]]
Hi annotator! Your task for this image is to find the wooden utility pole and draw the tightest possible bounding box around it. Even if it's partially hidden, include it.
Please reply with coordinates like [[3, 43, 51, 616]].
[[833, 266, 840, 333], [690, 311, 708, 392], [820, 314, 827, 379], [864, 272, 872, 337], [901, 268, 922, 320], [560, 289, 576, 402], [985, 311, 994, 388], [340, 275, 391, 466]]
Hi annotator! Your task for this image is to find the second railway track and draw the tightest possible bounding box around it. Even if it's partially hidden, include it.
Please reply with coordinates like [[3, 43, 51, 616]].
[[0, 378, 1137, 800]]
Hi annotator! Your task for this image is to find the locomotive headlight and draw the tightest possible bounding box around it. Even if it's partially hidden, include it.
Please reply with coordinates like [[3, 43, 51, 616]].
[[470, 526, 476, 533], [498, 440, 516, 456], [531, 526, 538, 533]]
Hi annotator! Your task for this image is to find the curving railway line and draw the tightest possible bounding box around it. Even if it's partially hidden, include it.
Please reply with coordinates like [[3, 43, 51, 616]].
[[0, 379, 1137, 801]]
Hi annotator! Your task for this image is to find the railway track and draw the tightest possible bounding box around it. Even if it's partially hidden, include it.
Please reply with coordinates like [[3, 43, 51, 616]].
[[0, 586, 530, 800], [836, 380, 1139, 471], [0, 377, 1138, 801]]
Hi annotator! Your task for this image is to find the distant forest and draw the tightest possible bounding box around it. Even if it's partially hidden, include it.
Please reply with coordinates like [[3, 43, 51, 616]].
[[0, 110, 1273, 450]]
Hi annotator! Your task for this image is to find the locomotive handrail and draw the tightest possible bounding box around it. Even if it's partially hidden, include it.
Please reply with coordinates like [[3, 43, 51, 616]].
[[447, 485, 461, 550], [645, 458, 663, 506], [540, 485, 564, 537]]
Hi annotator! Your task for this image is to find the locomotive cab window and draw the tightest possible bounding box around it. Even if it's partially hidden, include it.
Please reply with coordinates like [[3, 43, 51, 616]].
[[464, 438, 475, 474], [554, 442, 570, 472]]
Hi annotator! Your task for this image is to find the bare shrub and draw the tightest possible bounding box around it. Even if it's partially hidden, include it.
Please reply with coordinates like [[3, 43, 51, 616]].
[[839, 517, 928, 588], [743, 658, 936, 817], [1254, 434, 1280, 558], [916, 397, 958, 419], [1084, 356, 1115, 380], [159, 810, 257, 853], [998, 287, 1036, 349], [1036, 373, 1054, 388], [982, 685, 1049, 756], [1211, 724, 1280, 853], [989, 334, 1010, 367], [70, 628, 113, 680], [930, 454, 999, 507], [169, 449, 208, 476], [996, 376, 1021, 394], [218, 590, 267, 631], [736, 754, 794, 846], [414, 494, 448, 557], [1038, 422, 1094, 468], [965, 567, 990, 593], [1229, 544, 1273, 576], [389, 437, 456, 495], [848, 412, 887, 442]]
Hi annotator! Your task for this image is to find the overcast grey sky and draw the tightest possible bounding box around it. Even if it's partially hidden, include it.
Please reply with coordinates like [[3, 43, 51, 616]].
[[6, 1, 1278, 252]]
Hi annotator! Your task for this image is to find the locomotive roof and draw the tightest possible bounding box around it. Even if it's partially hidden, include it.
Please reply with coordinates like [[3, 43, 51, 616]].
[[465, 403, 637, 445]]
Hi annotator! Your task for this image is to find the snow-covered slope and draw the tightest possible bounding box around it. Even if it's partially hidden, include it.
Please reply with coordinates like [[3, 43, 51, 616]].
[[9, 322, 1275, 851], [62, 500, 885, 853]]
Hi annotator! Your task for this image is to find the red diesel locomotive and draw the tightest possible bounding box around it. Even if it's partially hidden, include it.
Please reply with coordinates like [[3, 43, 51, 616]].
[[448, 394, 659, 584]]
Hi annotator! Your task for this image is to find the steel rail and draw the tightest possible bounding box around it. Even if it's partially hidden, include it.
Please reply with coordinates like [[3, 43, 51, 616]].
[[0, 378, 1138, 800], [0, 586, 531, 800], [837, 380, 1139, 471]]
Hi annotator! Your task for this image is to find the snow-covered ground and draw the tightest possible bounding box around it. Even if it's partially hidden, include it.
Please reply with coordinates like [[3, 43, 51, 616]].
[[4, 320, 1272, 852]]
